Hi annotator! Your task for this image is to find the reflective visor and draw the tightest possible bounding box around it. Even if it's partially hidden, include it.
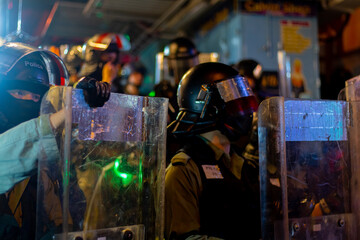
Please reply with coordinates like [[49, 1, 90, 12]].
[[196, 75, 258, 117], [216, 76, 258, 114], [224, 95, 258, 115], [216, 76, 253, 102]]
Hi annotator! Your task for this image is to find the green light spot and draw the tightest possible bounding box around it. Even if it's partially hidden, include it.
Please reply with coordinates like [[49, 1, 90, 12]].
[[95, 1, 103, 8], [113, 159, 133, 185], [96, 12, 103, 18], [119, 173, 128, 179], [149, 91, 155, 97]]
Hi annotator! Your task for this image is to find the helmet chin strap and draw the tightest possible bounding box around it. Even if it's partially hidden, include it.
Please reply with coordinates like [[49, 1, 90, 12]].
[[168, 110, 217, 138]]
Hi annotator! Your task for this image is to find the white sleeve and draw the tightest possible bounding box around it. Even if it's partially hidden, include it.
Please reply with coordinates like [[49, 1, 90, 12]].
[[0, 114, 59, 194]]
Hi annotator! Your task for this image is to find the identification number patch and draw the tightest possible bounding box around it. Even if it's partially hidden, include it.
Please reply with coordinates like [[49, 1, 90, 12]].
[[202, 165, 224, 179]]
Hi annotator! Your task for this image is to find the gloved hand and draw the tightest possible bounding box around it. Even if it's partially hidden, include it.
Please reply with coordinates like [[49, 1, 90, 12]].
[[76, 76, 111, 108]]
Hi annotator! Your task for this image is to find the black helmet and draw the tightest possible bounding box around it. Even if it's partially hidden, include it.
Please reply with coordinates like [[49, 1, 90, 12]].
[[168, 62, 258, 140], [235, 59, 262, 90], [163, 37, 199, 87], [0, 42, 69, 85], [0, 42, 69, 133]]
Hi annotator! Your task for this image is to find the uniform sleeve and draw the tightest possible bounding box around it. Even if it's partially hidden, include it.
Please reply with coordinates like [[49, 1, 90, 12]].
[[165, 159, 203, 240], [0, 114, 59, 194]]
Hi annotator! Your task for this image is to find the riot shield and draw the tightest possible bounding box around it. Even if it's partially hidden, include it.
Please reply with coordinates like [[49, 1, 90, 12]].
[[344, 75, 360, 238], [36, 86, 168, 240], [154, 51, 219, 85], [343, 75, 360, 101], [258, 97, 360, 239]]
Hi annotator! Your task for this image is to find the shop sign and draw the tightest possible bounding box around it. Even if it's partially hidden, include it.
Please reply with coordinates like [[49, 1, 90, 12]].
[[241, 1, 316, 17]]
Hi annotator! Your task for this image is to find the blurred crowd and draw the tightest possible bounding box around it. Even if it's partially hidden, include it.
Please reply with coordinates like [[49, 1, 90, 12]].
[[58, 33, 149, 97]]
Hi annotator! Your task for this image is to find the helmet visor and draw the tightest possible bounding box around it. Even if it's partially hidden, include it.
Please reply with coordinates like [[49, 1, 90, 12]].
[[217, 76, 258, 114], [197, 75, 258, 116], [216, 76, 253, 102], [168, 57, 199, 85]]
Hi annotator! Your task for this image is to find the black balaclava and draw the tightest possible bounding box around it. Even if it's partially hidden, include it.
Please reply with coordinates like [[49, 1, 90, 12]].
[[0, 53, 49, 133]]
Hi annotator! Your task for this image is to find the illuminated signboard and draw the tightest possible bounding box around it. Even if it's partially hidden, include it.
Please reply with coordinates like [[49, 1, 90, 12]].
[[241, 1, 316, 17]]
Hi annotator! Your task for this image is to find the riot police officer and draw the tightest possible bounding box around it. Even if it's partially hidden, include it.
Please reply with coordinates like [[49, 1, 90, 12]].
[[165, 62, 260, 240], [154, 37, 199, 122], [0, 42, 110, 239], [153, 37, 200, 165], [79, 33, 130, 83]]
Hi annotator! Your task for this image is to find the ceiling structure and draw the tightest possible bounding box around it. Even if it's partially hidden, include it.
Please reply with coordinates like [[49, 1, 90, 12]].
[[3, 0, 224, 54], [3, 0, 360, 54]]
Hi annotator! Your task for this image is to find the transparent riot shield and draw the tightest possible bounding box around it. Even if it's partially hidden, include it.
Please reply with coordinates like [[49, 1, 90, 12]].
[[154, 52, 219, 84], [258, 97, 360, 240], [36, 86, 168, 240], [337, 76, 360, 101], [344, 75, 360, 238], [344, 75, 360, 101]]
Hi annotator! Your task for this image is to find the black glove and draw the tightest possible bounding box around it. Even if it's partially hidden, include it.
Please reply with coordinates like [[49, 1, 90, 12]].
[[76, 77, 111, 108]]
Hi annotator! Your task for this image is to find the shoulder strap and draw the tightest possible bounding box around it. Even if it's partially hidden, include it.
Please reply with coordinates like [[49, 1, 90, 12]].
[[171, 152, 191, 166]]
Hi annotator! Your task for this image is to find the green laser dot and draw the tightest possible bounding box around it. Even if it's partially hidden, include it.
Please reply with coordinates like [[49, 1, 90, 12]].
[[120, 173, 128, 179], [149, 91, 155, 97]]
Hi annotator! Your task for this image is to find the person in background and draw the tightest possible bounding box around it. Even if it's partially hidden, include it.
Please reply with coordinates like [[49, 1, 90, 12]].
[[112, 63, 147, 95], [152, 37, 200, 165], [154, 37, 199, 122], [0, 42, 110, 240], [78, 33, 130, 84], [235, 59, 263, 101], [165, 62, 260, 240], [122, 71, 144, 95], [63, 45, 84, 86]]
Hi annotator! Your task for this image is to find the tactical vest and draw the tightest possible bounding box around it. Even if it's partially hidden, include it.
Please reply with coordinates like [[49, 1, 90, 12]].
[[180, 136, 261, 240]]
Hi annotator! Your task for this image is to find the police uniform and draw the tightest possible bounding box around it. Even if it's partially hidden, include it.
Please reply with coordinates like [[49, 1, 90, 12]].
[[165, 136, 260, 240]]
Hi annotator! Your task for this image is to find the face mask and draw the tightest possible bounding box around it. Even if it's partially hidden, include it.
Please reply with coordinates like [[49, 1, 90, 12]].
[[0, 88, 46, 133], [220, 109, 253, 141]]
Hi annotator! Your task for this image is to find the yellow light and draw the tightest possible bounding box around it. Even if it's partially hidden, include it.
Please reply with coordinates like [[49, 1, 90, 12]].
[[88, 41, 108, 50]]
